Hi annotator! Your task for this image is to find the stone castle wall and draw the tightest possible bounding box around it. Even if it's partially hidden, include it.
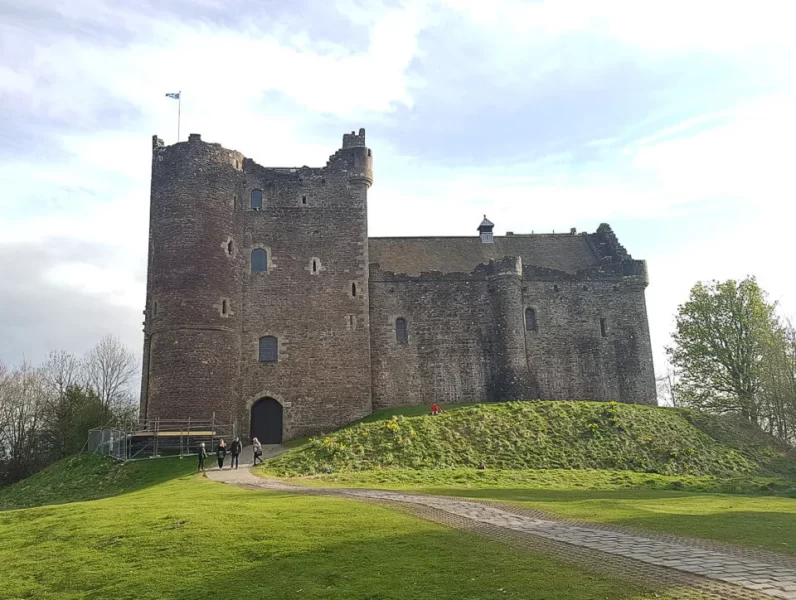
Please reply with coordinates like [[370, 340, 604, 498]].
[[368, 258, 656, 408]]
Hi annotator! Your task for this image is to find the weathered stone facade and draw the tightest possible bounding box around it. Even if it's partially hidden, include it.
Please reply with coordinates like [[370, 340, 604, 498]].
[[141, 129, 656, 442]]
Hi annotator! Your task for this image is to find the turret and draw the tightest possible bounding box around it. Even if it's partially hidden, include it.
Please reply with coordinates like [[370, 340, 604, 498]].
[[478, 215, 495, 243]]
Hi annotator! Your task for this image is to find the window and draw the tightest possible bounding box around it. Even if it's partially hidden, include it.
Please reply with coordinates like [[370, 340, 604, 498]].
[[302, 195, 307, 205], [251, 189, 263, 210], [396, 318, 408, 344], [525, 308, 537, 332], [153, 301, 158, 317], [600, 318, 608, 337], [251, 249, 267, 272], [222, 300, 229, 315], [227, 240, 234, 255], [352, 282, 357, 297], [259, 336, 278, 362], [312, 259, 317, 274]]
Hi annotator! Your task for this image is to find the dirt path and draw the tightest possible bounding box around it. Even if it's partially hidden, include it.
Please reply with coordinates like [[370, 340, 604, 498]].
[[207, 466, 796, 600]]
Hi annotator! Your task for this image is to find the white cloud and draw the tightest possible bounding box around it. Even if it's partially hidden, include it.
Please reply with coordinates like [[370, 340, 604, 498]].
[[1, 0, 795, 391]]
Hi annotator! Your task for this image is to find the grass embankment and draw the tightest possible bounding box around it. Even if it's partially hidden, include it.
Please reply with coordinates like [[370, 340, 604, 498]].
[[1, 461, 687, 600], [258, 401, 796, 555], [0, 454, 194, 510], [266, 401, 794, 479]]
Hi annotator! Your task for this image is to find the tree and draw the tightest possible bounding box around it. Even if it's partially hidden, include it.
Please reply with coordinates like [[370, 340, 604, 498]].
[[83, 334, 139, 417], [42, 385, 107, 459], [667, 277, 776, 425], [758, 318, 796, 442], [0, 361, 48, 485]]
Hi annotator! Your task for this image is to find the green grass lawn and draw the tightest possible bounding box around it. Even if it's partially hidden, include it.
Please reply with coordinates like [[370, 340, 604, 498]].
[[265, 467, 796, 556], [1, 470, 693, 600], [0, 454, 196, 510]]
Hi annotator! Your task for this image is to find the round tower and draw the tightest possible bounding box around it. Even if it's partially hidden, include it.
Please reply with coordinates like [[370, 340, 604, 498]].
[[488, 256, 535, 401], [141, 134, 244, 425]]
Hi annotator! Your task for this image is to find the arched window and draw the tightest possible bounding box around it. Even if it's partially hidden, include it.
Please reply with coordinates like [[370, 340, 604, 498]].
[[525, 308, 537, 332], [259, 336, 278, 362], [251, 189, 263, 210], [396, 318, 408, 344], [251, 249, 267, 272]]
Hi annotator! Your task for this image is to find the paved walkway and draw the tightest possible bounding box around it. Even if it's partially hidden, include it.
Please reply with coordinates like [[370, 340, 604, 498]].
[[207, 466, 796, 600]]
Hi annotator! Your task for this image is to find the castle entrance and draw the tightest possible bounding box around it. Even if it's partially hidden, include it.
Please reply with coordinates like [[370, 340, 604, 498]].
[[250, 397, 283, 444]]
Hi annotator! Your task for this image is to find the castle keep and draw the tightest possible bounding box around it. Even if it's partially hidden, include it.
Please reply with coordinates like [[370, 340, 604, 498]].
[[140, 129, 656, 443]]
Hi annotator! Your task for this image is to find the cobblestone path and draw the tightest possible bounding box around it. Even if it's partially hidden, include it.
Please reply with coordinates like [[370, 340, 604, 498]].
[[207, 467, 796, 599]]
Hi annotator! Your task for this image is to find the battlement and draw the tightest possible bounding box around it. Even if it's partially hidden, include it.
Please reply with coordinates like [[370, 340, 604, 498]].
[[342, 128, 366, 149], [152, 129, 372, 187]]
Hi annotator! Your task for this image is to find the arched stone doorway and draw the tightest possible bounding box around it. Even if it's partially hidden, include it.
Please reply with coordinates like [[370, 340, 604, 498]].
[[250, 397, 283, 444]]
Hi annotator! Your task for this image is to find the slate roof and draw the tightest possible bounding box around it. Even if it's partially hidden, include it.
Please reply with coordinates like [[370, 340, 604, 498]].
[[368, 234, 602, 276]]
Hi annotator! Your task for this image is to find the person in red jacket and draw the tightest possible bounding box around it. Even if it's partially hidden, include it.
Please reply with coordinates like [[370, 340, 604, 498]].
[[431, 403, 442, 415]]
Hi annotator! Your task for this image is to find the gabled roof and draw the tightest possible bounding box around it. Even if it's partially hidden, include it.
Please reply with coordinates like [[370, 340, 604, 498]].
[[478, 216, 494, 230]]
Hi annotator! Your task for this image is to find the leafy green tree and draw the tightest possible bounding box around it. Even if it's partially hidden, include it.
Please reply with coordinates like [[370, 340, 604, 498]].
[[43, 385, 108, 459], [667, 277, 777, 425]]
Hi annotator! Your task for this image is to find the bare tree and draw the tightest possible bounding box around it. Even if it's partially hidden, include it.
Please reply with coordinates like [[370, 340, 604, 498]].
[[41, 350, 82, 401], [655, 360, 680, 407], [0, 361, 48, 484], [83, 335, 139, 418]]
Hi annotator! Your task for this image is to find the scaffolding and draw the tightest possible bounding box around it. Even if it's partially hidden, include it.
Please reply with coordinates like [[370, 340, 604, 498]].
[[87, 414, 237, 461]]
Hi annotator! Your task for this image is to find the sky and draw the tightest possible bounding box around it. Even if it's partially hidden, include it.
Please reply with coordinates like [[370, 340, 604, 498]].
[[1, 0, 795, 389]]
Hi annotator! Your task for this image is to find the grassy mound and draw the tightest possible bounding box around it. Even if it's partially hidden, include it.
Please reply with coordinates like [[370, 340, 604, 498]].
[[266, 401, 795, 478], [0, 454, 194, 511]]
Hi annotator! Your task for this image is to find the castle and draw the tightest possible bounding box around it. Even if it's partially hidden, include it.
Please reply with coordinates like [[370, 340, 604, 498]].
[[140, 129, 656, 443]]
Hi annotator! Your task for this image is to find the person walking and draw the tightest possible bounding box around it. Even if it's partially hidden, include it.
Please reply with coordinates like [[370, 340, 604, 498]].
[[252, 437, 263, 465], [230, 437, 242, 469], [216, 439, 227, 470], [198, 442, 207, 472]]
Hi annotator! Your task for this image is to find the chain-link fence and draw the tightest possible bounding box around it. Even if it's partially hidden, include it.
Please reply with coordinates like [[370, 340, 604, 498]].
[[87, 428, 128, 461]]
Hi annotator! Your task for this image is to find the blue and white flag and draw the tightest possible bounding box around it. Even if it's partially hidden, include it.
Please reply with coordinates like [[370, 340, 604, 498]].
[[165, 92, 180, 99]]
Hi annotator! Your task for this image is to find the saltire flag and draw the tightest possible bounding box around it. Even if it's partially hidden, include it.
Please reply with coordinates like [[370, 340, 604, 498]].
[[165, 92, 180, 99]]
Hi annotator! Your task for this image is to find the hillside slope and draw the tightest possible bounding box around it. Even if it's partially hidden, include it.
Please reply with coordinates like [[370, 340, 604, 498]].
[[0, 454, 194, 510], [267, 401, 794, 478]]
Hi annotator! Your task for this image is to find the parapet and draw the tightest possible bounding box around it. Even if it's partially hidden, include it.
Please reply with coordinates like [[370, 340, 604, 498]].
[[342, 128, 366, 149], [592, 223, 631, 261]]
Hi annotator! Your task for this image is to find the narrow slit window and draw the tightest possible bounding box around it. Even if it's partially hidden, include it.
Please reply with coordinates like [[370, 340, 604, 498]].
[[251, 189, 263, 210], [222, 300, 228, 315], [302, 195, 307, 205], [600, 318, 607, 337], [258, 336, 278, 362], [352, 282, 357, 297], [396, 318, 408, 344], [525, 308, 537, 332], [153, 301, 158, 317], [312, 259, 317, 273], [227, 240, 234, 255], [251, 249, 267, 272]]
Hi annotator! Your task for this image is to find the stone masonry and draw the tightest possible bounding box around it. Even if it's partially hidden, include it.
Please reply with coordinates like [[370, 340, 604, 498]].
[[140, 129, 656, 441]]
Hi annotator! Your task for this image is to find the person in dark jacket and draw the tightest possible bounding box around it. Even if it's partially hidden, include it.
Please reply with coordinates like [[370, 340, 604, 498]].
[[229, 437, 242, 469], [216, 439, 227, 470], [198, 442, 207, 472]]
